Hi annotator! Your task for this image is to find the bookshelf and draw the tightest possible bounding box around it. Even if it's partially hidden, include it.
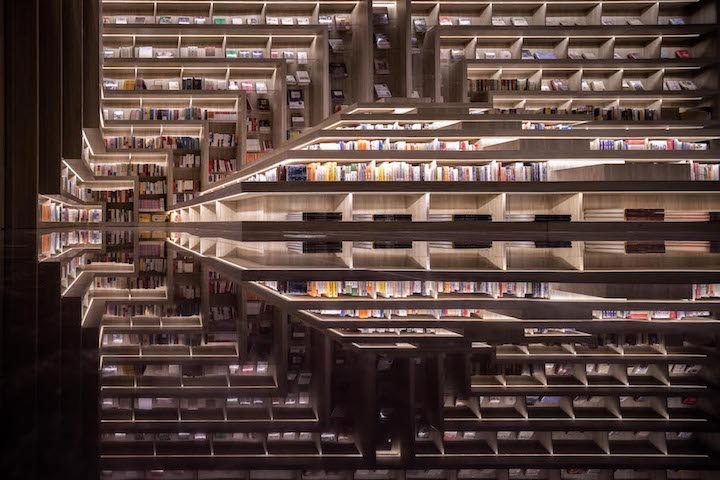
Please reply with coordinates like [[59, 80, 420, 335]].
[[30, 1, 720, 478]]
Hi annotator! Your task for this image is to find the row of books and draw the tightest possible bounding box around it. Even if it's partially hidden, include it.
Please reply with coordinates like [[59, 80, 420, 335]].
[[316, 308, 482, 320], [61, 168, 89, 201], [176, 285, 201, 300], [271, 281, 549, 299], [691, 162, 719, 181], [252, 161, 548, 182], [209, 279, 236, 295], [138, 199, 165, 211], [94, 276, 166, 290], [94, 190, 133, 203], [468, 78, 537, 93], [306, 139, 481, 151], [247, 118, 271, 133], [176, 154, 200, 169], [209, 159, 237, 174], [93, 163, 166, 177], [106, 231, 133, 245], [584, 209, 714, 222], [209, 132, 238, 147], [138, 243, 165, 257], [39, 230, 101, 257], [106, 209, 133, 223], [174, 193, 197, 203], [139, 181, 166, 195], [106, 107, 205, 121], [590, 139, 709, 151], [104, 136, 201, 150], [693, 284, 720, 299], [138, 258, 166, 273], [173, 180, 197, 193], [40, 204, 102, 223], [593, 311, 710, 320], [105, 14, 350, 28]]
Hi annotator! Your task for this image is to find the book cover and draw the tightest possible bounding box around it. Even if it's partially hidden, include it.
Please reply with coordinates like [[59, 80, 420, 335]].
[[330, 62, 348, 79], [374, 58, 390, 74], [374, 83, 392, 98]]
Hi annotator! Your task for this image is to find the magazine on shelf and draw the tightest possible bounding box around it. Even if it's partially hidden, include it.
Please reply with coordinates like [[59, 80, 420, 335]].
[[374, 58, 390, 74], [374, 84, 392, 98]]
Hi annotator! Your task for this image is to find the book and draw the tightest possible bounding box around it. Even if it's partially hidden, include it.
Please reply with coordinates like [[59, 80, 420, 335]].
[[286, 74, 297, 86], [439, 16, 452, 26], [281, 17, 294, 26], [288, 89, 305, 109], [669, 17, 685, 25], [330, 62, 348, 79], [266, 16, 279, 25], [137, 46, 153, 58], [374, 83, 392, 98], [335, 15, 351, 31], [568, 52, 582, 60], [298, 51, 308, 65], [413, 18, 427, 33], [534, 51, 557, 60], [591, 81, 605, 91], [664, 79, 682, 91], [491, 17, 506, 26], [297, 17, 311, 26], [511, 17, 528, 26], [550, 79, 569, 91], [627, 52, 640, 59], [257, 98, 270, 111], [675, 49, 692, 58], [582, 52, 597, 60], [329, 39, 345, 53], [255, 81, 268, 94], [374, 58, 390, 74], [458, 17, 471, 26], [450, 49, 464, 60], [331, 89, 345, 103], [500, 50, 512, 59], [521, 49, 533, 60], [627, 18, 643, 25], [296, 70, 311, 85], [373, 9, 389, 26], [679, 80, 698, 90], [375, 33, 391, 49]]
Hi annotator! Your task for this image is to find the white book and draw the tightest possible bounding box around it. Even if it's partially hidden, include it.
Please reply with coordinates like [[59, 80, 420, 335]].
[[296, 70, 311, 85], [511, 17, 529, 26], [137, 46, 153, 58]]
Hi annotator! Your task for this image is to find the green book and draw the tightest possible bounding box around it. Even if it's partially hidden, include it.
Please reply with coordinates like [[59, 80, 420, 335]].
[[214, 18, 227, 24]]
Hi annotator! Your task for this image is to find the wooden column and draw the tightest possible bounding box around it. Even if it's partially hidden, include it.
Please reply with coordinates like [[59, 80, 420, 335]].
[[62, 0, 84, 159], [4, 0, 39, 228], [83, 0, 100, 128], [39, 0, 63, 194]]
